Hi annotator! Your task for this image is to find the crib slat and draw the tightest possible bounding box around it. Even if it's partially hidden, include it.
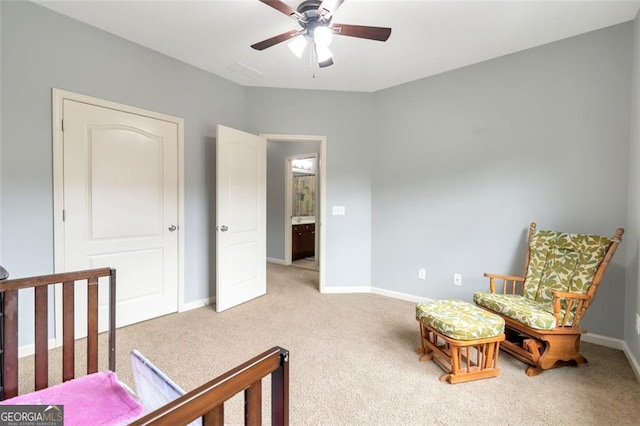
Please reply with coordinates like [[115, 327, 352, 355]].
[[203, 405, 224, 426], [3, 290, 19, 399], [108, 269, 116, 372], [34, 286, 48, 390], [245, 381, 262, 426], [271, 350, 289, 426], [63, 280, 75, 381], [87, 277, 98, 374]]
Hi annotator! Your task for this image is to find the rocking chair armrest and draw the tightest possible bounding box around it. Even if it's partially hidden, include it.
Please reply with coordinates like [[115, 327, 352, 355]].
[[551, 291, 590, 301], [551, 291, 591, 328], [483, 273, 525, 294]]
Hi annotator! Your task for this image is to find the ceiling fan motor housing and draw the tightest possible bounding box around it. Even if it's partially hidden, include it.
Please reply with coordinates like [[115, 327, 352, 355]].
[[297, 0, 332, 30], [297, 0, 323, 14]]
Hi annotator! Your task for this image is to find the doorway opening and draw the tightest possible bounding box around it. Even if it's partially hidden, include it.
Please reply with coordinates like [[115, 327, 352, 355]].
[[263, 134, 327, 293], [288, 154, 318, 271]]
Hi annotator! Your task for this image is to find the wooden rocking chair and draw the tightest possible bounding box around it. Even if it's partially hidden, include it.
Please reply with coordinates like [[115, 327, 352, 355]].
[[474, 222, 624, 376]]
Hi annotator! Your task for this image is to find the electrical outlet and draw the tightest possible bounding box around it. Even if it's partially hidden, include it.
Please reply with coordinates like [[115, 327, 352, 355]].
[[418, 268, 426, 280], [636, 313, 640, 335], [453, 273, 462, 286]]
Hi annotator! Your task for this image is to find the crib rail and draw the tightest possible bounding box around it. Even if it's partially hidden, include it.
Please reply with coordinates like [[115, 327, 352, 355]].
[[129, 346, 290, 426], [0, 268, 116, 399]]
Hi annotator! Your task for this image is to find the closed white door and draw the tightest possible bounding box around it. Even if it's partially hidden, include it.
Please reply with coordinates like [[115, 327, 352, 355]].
[[216, 125, 266, 312], [63, 99, 179, 332]]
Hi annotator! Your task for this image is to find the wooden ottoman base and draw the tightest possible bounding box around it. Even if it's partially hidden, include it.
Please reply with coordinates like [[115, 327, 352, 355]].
[[417, 321, 504, 384]]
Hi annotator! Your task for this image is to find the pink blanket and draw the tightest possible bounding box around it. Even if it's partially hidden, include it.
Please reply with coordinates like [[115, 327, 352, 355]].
[[0, 371, 143, 425]]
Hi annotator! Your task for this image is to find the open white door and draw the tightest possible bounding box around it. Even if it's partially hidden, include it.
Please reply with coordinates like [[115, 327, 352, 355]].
[[216, 125, 266, 312]]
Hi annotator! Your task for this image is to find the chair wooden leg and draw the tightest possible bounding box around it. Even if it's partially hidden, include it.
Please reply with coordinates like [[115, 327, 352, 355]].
[[525, 365, 544, 377], [418, 323, 434, 361], [537, 334, 584, 370]]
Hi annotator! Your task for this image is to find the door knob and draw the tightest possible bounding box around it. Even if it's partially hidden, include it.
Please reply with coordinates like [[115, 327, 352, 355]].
[[220, 225, 229, 232], [168, 225, 177, 232]]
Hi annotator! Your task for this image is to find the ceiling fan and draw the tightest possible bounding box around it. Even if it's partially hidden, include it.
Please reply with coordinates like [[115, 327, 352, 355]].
[[251, 0, 392, 68]]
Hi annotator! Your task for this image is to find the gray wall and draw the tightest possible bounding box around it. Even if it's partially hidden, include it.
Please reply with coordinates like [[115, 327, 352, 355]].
[[267, 141, 320, 261], [626, 12, 640, 362], [1, 0, 637, 347], [0, 1, 245, 311], [0, 0, 3, 264], [245, 88, 374, 288], [371, 23, 632, 338]]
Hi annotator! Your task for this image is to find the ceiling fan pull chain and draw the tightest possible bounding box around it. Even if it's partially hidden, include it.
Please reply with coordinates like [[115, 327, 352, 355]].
[[310, 44, 317, 78]]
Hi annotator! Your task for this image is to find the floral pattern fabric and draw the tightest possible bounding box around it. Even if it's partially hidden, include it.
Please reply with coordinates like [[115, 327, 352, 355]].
[[473, 292, 557, 330], [416, 299, 505, 340], [522, 230, 610, 303]]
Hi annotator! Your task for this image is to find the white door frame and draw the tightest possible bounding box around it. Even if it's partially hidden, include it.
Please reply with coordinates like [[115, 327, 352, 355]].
[[285, 152, 319, 269], [262, 134, 326, 293], [51, 89, 186, 344]]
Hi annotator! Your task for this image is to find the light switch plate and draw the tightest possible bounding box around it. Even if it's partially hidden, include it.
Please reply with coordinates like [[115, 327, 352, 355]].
[[332, 206, 346, 215]]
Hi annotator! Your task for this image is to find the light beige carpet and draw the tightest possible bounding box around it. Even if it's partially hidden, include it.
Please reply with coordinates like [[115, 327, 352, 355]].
[[291, 258, 317, 270], [17, 263, 640, 425]]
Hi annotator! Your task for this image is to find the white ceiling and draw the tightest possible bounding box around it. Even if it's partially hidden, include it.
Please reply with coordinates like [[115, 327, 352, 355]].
[[34, 0, 640, 92]]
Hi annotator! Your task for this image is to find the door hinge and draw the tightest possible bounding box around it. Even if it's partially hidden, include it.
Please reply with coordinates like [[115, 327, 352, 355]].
[[62, 210, 66, 221], [61, 119, 64, 132]]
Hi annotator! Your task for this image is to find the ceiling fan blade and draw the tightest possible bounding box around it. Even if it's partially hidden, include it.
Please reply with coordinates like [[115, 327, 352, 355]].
[[332, 23, 392, 42], [259, 0, 304, 20], [317, 0, 346, 17], [251, 29, 302, 50]]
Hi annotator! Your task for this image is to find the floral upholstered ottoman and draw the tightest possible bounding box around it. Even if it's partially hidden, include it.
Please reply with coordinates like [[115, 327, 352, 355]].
[[416, 299, 505, 383]]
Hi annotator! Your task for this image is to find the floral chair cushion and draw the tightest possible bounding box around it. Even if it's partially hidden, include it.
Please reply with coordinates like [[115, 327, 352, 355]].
[[473, 292, 558, 330], [416, 299, 504, 340], [522, 230, 610, 304]]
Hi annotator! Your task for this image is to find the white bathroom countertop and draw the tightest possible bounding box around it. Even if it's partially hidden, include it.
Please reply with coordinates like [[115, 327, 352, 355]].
[[293, 216, 315, 225]]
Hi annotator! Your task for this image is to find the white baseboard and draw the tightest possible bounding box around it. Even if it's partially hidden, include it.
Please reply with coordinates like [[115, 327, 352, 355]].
[[180, 296, 215, 312], [323, 285, 432, 303], [582, 333, 625, 350], [321, 285, 447, 303], [371, 287, 432, 304], [622, 342, 640, 383], [267, 257, 286, 265], [322, 286, 371, 294]]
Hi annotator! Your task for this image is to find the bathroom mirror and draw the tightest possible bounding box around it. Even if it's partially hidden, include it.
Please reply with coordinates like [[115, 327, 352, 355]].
[[292, 157, 316, 218]]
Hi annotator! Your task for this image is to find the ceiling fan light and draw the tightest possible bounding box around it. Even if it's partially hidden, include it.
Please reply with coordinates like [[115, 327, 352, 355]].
[[316, 45, 333, 63], [288, 36, 308, 58], [314, 26, 333, 47], [319, 57, 334, 68]]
